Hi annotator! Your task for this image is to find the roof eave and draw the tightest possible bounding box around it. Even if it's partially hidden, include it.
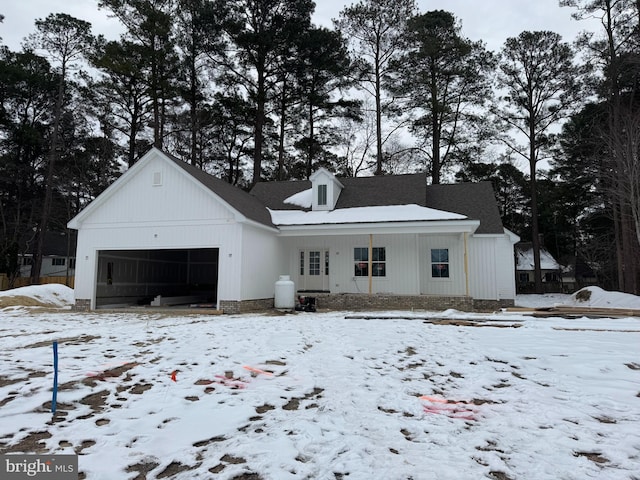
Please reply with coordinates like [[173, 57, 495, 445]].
[[276, 219, 480, 236]]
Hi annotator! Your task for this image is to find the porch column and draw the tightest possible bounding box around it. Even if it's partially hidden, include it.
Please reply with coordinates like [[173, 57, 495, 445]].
[[368, 234, 373, 294], [464, 233, 470, 296]]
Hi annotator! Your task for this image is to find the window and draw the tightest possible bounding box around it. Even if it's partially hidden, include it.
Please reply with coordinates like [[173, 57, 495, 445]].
[[354, 247, 386, 277], [318, 184, 327, 206], [325, 251, 330, 275], [431, 248, 449, 278], [22, 257, 33, 266], [52, 257, 66, 266], [299, 251, 305, 275], [309, 251, 321, 275]]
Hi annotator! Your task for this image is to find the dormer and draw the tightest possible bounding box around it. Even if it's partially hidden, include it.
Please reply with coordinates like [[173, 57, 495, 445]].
[[310, 167, 343, 211]]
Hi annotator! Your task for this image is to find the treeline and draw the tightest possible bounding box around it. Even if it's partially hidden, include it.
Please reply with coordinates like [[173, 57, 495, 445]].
[[0, 0, 639, 293]]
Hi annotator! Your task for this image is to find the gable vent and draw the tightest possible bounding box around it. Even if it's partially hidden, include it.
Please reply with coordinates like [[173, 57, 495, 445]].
[[152, 171, 163, 186]]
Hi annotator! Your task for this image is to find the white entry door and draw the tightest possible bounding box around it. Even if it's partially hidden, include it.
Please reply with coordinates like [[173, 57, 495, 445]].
[[299, 249, 329, 291]]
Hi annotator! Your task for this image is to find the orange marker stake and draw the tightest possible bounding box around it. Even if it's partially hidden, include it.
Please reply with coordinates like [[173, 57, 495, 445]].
[[170, 370, 178, 382]]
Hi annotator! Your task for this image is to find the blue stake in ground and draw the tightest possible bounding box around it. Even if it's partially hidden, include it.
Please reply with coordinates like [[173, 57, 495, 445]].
[[52, 341, 58, 415]]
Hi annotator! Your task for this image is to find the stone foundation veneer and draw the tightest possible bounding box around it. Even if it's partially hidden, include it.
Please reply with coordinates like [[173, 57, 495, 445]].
[[219, 298, 274, 314], [306, 294, 514, 313], [73, 296, 512, 313], [220, 295, 513, 314], [73, 299, 91, 311]]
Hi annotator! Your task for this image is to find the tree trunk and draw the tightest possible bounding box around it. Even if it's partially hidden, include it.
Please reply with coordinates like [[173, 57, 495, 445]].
[[529, 114, 543, 294], [31, 64, 66, 283], [277, 78, 287, 181], [253, 63, 266, 185], [374, 58, 383, 175], [306, 102, 314, 179], [430, 61, 440, 185]]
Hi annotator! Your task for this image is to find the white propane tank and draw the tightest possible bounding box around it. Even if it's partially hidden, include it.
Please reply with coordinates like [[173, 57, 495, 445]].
[[274, 275, 295, 309]]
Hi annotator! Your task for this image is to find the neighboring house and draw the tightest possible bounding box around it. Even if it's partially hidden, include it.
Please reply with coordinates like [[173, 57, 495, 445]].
[[515, 242, 562, 293], [559, 256, 598, 293], [68, 148, 519, 312], [18, 231, 77, 278]]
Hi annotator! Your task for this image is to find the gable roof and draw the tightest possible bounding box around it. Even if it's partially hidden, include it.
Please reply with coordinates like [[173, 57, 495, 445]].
[[68, 148, 276, 230], [69, 148, 504, 234], [515, 242, 561, 271], [250, 175, 504, 234], [166, 154, 274, 228]]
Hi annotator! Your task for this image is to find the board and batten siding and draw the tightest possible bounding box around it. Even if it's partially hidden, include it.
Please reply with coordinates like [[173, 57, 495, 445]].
[[72, 153, 247, 308], [283, 234, 424, 295], [418, 234, 466, 296], [239, 224, 286, 300], [467, 233, 517, 300]]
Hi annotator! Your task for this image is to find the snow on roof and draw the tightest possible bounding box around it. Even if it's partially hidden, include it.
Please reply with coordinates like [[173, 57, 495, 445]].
[[269, 204, 467, 226], [284, 188, 312, 208], [516, 247, 560, 271]]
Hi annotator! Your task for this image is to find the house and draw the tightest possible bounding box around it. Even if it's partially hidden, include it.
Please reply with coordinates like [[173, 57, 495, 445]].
[[18, 231, 77, 278], [559, 255, 598, 293], [515, 242, 562, 293], [68, 148, 519, 312]]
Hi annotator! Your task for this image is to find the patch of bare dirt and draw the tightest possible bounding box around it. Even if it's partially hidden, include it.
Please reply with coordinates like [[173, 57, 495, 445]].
[[0, 375, 29, 387], [126, 460, 160, 480], [489, 471, 514, 480], [82, 362, 138, 386], [0, 296, 59, 308], [130, 383, 152, 394], [79, 390, 110, 413], [25, 335, 100, 349], [574, 451, 608, 464], [193, 436, 225, 448], [157, 461, 199, 478], [0, 431, 52, 454]]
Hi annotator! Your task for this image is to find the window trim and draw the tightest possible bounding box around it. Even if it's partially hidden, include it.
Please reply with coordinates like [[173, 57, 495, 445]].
[[430, 248, 450, 279], [317, 184, 327, 206], [354, 246, 386, 277]]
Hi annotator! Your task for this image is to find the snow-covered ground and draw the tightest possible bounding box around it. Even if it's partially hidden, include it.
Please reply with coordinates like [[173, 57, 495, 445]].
[[1, 285, 639, 479]]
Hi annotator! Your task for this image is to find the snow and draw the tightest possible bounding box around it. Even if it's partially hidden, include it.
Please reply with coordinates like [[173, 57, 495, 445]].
[[284, 188, 313, 208], [269, 204, 467, 226], [516, 247, 560, 271], [517, 286, 640, 310], [0, 283, 74, 308], [1, 285, 639, 480]]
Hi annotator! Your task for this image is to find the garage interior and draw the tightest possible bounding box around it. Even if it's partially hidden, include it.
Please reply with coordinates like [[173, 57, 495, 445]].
[[95, 248, 219, 308]]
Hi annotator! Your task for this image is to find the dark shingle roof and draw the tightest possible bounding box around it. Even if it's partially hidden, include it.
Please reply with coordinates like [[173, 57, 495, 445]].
[[425, 182, 504, 234], [167, 151, 504, 233], [250, 175, 504, 234], [168, 156, 275, 228]]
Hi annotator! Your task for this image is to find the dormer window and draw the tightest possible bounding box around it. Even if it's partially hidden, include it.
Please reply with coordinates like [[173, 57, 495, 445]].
[[309, 167, 343, 211], [318, 184, 327, 206]]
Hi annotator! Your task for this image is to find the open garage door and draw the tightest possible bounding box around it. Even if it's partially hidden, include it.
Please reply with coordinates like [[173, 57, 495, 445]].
[[96, 248, 219, 308]]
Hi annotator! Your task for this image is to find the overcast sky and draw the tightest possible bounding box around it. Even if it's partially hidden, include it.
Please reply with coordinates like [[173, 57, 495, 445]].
[[1, 0, 601, 54]]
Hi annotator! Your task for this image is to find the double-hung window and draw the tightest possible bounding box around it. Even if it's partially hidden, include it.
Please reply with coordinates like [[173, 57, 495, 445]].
[[431, 248, 449, 278], [354, 247, 386, 277]]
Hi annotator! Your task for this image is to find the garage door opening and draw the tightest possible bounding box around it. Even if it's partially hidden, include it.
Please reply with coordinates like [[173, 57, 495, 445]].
[[96, 248, 219, 308]]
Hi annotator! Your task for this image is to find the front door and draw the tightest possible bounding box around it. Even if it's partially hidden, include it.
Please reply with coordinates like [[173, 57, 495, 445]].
[[299, 249, 329, 291]]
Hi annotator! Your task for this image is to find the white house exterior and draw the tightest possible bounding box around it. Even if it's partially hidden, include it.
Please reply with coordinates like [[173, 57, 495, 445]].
[[68, 148, 518, 312]]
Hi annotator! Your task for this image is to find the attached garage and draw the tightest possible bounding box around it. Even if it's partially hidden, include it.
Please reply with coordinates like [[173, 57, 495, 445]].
[[95, 248, 219, 308]]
